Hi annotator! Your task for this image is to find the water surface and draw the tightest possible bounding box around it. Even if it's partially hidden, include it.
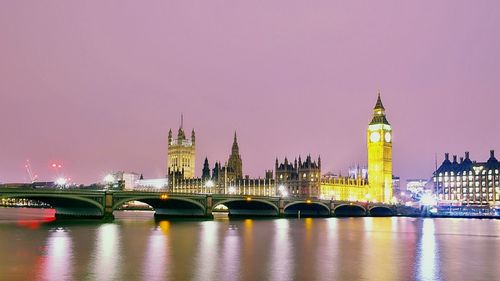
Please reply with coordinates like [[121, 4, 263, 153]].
[[0, 208, 499, 281]]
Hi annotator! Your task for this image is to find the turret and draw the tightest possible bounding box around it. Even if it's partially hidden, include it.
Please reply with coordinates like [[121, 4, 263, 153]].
[[191, 129, 196, 145], [202, 157, 211, 180], [168, 129, 172, 145]]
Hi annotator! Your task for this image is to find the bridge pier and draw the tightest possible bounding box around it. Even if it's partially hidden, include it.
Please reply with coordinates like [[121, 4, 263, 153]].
[[206, 195, 213, 218], [279, 198, 285, 217], [103, 191, 115, 220]]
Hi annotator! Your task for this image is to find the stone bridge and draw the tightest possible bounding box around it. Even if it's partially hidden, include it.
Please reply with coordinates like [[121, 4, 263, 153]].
[[0, 188, 397, 220]]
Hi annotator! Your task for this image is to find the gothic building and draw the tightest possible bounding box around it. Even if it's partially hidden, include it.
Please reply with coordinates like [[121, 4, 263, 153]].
[[320, 93, 393, 203], [204, 132, 244, 183], [366, 93, 393, 203], [167, 116, 196, 179], [226, 132, 243, 181], [275, 155, 321, 197]]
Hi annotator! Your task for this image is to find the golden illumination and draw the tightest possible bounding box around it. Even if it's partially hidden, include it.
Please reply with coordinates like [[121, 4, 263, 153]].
[[160, 194, 168, 200], [319, 94, 393, 204], [246, 197, 252, 201]]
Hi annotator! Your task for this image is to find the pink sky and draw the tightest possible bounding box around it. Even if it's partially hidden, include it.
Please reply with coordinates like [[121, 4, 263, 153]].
[[1, 1, 499, 184]]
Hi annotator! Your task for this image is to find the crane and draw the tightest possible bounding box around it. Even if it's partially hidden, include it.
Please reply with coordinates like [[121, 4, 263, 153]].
[[24, 160, 38, 183]]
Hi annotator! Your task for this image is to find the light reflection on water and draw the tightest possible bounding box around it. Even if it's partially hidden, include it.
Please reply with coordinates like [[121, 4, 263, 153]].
[[417, 218, 440, 281], [270, 219, 292, 281], [0, 209, 499, 281], [91, 224, 121, 281], [142, 225, 167, 281], [193, 221, 219, 281], [43, 228, 72, 281]]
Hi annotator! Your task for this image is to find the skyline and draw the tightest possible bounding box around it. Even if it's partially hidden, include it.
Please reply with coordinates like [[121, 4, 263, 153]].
[[1, 1, 499, 184]]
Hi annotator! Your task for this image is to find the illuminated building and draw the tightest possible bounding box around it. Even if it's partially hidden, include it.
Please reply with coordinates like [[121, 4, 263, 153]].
[[434, 150, 500, 206], [207, 132, 244, 183], [320, 94, 393, 203], [406, 179, 429, 200], [367, 94, 393, 203], [106, 171, 140, 190], [392, 176, 401, 199], [275, 155, 321, 198], [167, 116, 196, 179], [135, 178, 168, 189]]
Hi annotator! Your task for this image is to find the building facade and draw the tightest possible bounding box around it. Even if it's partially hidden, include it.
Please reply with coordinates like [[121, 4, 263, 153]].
[[167, 118, 196, 179], [434, 150, 500, 206], [275, 155, 321, 198]]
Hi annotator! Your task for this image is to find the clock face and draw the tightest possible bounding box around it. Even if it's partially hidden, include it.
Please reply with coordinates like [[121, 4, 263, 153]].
[[370, 132, 381, 142], [385, 132, 392, 142]]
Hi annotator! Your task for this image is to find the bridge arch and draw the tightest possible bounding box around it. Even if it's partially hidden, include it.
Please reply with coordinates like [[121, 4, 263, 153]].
[[334, 204, 366, 216], [213, 198, 279, 217], [283, 201, 330, 217], [112, 196, 206, 217], [368, 206, 394, 216], [1, 193, 104, 217]]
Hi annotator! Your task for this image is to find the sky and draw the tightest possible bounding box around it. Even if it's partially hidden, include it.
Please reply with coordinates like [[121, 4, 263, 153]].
[[1, 1, 499, 185]]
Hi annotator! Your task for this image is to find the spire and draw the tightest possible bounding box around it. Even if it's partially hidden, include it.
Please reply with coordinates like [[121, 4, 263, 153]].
[[177, 114, 185, 140], [374, 91, 385, 111], [369, 92, 390, 125], [202, 157, 211, 180], [232, 131, 239, 154]]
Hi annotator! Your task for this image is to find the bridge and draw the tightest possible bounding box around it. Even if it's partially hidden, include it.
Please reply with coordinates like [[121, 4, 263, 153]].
[[0, 186, 398, 220]]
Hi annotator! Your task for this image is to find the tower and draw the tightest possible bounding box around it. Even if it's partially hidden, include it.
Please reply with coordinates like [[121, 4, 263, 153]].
[[167, 115, 196, 179], [226, 131, 243, 180], [367, 93, 393, 203], [202, 157, 211, 180]]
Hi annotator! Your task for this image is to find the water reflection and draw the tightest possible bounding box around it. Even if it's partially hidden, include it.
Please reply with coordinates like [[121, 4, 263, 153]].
[[416, 219, 440, 281], [221, 222, 241, 281], [194, 221, 219, 281], [2, 209, 499, 281], [270, 219, 292, 281], [90, 224, 121, 281], [142, 224, 168, 280], [42, 228, 73, 280]]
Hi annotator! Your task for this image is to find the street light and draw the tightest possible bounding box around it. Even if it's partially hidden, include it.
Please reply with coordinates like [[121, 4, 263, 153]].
[[55, 177, 67, 187]]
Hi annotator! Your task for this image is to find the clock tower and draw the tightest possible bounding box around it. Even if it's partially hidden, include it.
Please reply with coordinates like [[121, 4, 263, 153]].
[[367, 93, 393, 203]]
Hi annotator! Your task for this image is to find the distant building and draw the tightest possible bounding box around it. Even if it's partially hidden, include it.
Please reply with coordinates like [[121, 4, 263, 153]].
[[392, 176, 401, 199], [406, 179, 429, 200], [109, 171, 140, 190], [167, 116, 196, 179], [275, 155, 321, 198], [434, 150, 500, 206], [135, 178, 168, 189]]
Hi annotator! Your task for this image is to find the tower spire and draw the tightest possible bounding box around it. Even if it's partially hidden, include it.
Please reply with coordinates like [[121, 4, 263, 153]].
[[180, 113, 183, 129], [370, 92, 390, 125], [232, 131, 239, 153]]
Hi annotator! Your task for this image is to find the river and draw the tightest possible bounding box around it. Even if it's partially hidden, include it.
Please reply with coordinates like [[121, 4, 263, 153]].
[[0, 208, 499, 281]]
